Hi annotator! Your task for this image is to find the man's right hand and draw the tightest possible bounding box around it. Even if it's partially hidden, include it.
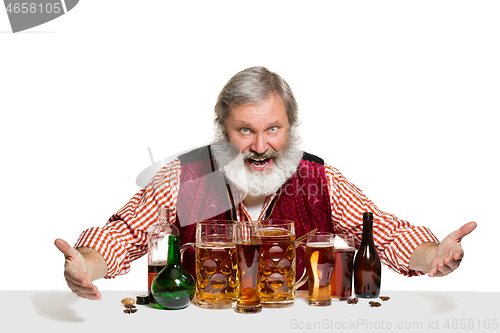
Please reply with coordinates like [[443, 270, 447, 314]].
[[54, 238, 102, 300]]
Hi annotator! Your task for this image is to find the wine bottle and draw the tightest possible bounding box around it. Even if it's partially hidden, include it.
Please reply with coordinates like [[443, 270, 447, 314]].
[[147, 207, 179, 303], [353, 212, 381, 298], [151, 234, 196, 309]]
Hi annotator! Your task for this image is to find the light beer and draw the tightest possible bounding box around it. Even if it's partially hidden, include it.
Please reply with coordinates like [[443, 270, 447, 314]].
[[235, 242, 261, 311], [305, 242, 335, 306], [258, 227, 296, 307], [195, 242, 237, 308]]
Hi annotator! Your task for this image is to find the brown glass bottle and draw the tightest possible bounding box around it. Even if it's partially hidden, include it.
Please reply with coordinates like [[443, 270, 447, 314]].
[[353, 212, 381, 298]]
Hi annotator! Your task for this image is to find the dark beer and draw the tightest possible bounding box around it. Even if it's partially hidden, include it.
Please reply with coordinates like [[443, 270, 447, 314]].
[[305, 242, 335, 306], [353, 212, 381, 298], [235, 242, 261, 311], [195, 242, 237, 308], [331, 248, 355, 300], [148, 261, 166, 303], [258, 227, 296, 307]]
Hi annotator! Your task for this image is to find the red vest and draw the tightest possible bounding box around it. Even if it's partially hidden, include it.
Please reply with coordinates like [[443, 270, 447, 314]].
[[174, 145, 333, 288]]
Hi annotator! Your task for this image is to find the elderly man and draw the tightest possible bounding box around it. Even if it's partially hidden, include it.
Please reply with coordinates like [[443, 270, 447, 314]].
[[55, 66, 476, 300]]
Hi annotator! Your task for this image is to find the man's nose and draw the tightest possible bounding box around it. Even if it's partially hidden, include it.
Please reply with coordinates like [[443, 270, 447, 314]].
[[250, 133, 269, 154]]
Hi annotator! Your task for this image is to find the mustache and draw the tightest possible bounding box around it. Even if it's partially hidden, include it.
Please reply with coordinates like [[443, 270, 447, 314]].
[[243, 149, 279, 160]]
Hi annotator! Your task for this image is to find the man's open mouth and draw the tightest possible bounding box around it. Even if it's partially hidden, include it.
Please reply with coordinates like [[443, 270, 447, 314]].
[[249, 158, 270, 169]]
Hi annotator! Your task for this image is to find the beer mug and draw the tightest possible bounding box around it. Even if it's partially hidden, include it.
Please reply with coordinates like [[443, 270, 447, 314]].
[[181, 220, 237, 309], [256, 219, 307, 308], [305, 232, 335, 306]]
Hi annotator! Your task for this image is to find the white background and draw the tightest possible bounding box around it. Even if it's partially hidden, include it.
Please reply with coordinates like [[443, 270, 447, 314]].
[[1, 1, 498, 293]]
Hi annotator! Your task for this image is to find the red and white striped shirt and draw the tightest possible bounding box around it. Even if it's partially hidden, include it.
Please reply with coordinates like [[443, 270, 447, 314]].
[[75, 159, 439, 279]]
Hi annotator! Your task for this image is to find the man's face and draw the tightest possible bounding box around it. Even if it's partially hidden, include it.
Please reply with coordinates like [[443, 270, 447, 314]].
[[224, 93, 290, 172]]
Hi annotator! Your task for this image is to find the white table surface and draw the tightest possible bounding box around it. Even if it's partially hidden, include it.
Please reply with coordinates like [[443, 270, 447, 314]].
[[4, 290, 499, 333]]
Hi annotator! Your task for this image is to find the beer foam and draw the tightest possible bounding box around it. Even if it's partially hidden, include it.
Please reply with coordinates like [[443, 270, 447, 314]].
[[334, 238, 355, 250], [307, 242, 334, 248], [256, 227, 292, 237], [197, 242, 235, 249], [149, 260, 168, 266]]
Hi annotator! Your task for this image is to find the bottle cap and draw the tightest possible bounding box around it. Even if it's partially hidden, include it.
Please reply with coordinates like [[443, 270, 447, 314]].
[[136, 295, 149, 305], [363, 212, 373, 219]]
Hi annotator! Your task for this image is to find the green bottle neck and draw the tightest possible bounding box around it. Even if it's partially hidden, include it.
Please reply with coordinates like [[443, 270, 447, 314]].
[[167, 235, 181, 265]]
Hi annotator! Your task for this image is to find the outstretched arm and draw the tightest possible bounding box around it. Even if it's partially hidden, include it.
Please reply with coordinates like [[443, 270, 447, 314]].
[[54, 238, 107, 300], [409, 221, 477, 277]]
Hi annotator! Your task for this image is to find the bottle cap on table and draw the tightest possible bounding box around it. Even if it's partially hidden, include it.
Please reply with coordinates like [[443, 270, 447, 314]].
[[136, 295, 149, 305]]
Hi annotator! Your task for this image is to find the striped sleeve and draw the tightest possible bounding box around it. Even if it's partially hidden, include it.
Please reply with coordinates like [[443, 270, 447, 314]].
[[324, 164, 440, 277], [74, 159, 181, 278]]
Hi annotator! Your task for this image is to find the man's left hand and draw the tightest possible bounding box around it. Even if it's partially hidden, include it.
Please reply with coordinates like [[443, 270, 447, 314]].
[[427, 221, 477, 277]]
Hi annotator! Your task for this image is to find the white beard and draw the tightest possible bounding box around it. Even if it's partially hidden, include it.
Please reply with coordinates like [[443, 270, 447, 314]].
[[211, 128, 303, 198]]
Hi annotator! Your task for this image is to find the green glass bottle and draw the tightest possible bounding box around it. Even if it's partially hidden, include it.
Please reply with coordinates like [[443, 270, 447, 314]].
[[151, 234, 195, 309]]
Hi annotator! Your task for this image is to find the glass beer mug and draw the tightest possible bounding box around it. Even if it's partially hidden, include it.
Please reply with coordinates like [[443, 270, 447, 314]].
[[234, 222, 263, 313], [256, 219, 307, 308], [181, 220, 238, 309], [305, 232, 335, 306]]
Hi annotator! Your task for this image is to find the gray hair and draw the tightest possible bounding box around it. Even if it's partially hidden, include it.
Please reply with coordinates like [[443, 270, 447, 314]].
[[214, 67, 299, 138]]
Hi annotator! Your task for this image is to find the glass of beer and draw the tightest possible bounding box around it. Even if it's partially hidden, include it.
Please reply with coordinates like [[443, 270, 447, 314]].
[[234, 222, 263, 313], [256, 219, 307, 308], [181, 220, 237, 309], [305, 232, 335, 306], [330, 234, 356, 301]]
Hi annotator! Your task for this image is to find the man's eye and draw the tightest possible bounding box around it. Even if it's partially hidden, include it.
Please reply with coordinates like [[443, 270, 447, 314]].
[[269, 126, 278, 133], [240, 128, 250, 134]]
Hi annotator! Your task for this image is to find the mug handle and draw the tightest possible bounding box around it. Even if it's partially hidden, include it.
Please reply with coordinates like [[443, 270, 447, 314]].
[[180, 242, 195, 265], [294, 241, 308, 290]]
